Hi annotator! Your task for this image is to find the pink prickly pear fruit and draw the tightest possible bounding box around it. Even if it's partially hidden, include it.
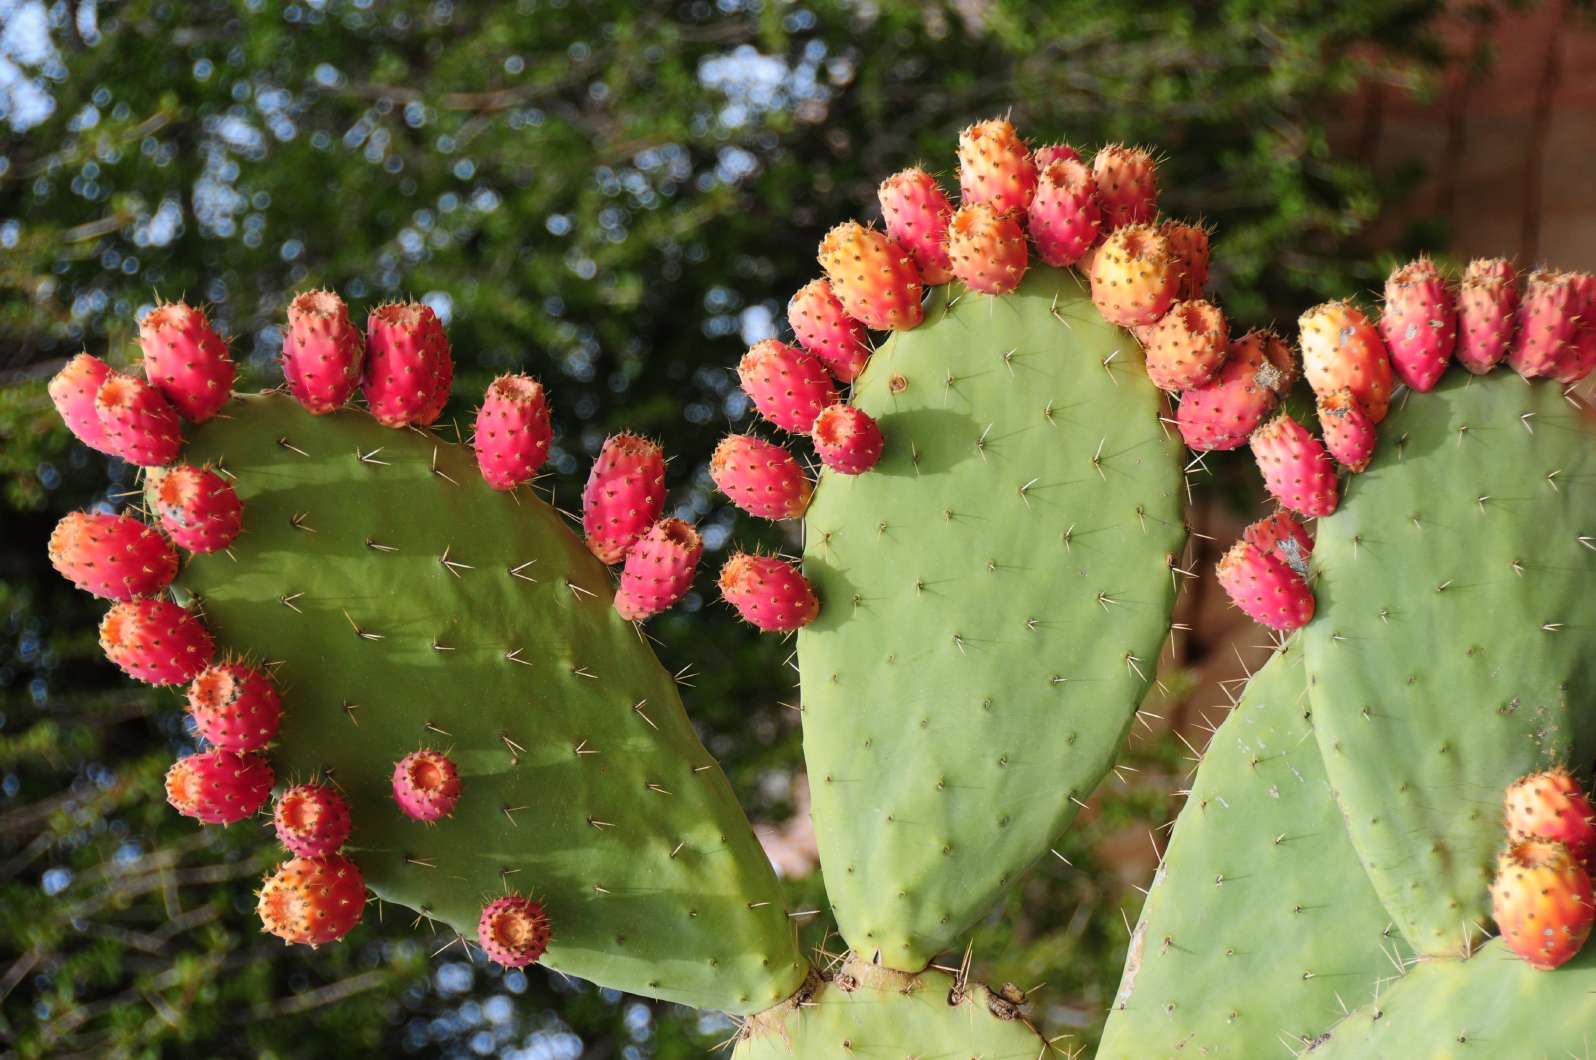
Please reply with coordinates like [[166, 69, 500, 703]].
[[878, 168, 954, 284], [258, 853, 366, 946], [1491, 838, 1594, 970], [1175, 329, 1296, 451], [139, 300, 235, 423], [1507, 271, 1583, 381], [719, 552, 819, 632], [100, 598, 213, 686], [946, 203, 1029, 295], [1091, 145, 1158, 231], [478, 894, 552, 968], [614, 519, 702, 622], [362, 302, 452, 427], [473, 374, 552, 491], [1316, 388, 1377, 473], [273, 783, 353, 858], [1298, 300, 1394, 423], [1089, 224, 1179, 327], [1505, 768, 1596, 873], [186, 661, 281, 753], [957, 117, 1037, 217], [1031, 143, 1081, 168], [95, 371, 182, 467], [787, 280, 870, 383], [817, 222, 924, 332], [47, 511, 178, 601], [1456, 258, 1519, 374], [282, 290, 364, 414], [1027, 159, 1101, 268], [147, 464, 243, 553], [812, 404, 884, 475], [710, 434, 811, 520], [165, 749, 273, 825], [1143, 300, 1229, 392], [737, 339, 839, 435], [48, 353, 118, 454], [392, 748, 461, 822], [581, 433, 666, 564], [1250, 414, 1339, 518], [1379, 258, 1456, 392], [1216, 540, 1315, 632], [1242, 511, 1313, 577], [1554, 272, 1596, 385], [1162, 221, 1210, 300]]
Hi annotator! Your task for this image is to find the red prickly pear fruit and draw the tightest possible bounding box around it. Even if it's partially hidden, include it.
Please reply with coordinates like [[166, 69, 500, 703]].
[[147, 464, 243, 553], [710, 434, 811, 520], [1316, 387, 1377, 473], [1216, 540, 1315, 632], [100, 598, 213, 686], [258, 853, 366, 946], [1298, 300, 1394, 423], [1143, 300, 1229, 392], [165, 749, 273, 825], [1379, 258, 1456, 392], [273, 783, 353, 858], [1089, 223, 1179, 327], [186, 661, 281, 753], [956, 117, 1037, 217], [581, 433, 666, 564], [478, 894, 552, 968], [1505, 768, 1596, 873], [362, 302, 452, 427], [47, 511, 178, 601], [719, 552, 819, 632], [787, 280, 870, 384], [878, 168, 954, 284], [1242, 511, 1313, 577], [1250, 414, 1339, 518], [1491, 838, 1594, 970], [817, 222, 924, 332], [1456, 258, 1519, 374], [1554, 272, 1596, 385], [812, 404, 884, 475], [1176, 329, 1295, 452], [946, 203, 1028, 296], [282, 290, 364, 414], [1091, 145, 1158, 231], [614, 519, 702, 622], [473, 374, 552, 491], [737, 339, 839, 435], [95, 371, 182, 467], [391, 748, 461, 822], [139, 301, 235, 423], [1027, 159, 1101, 268], [1507, 270, 1583, 381], [1031, 143, 1081, 168], [48, 353, 118, 454], [1162, 220, 1210, 301]]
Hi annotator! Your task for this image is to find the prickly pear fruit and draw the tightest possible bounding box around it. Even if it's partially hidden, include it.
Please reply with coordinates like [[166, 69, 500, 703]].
[[164, 749, 273, 825], [581, 433, 666, 564], [99, 598, 214, 686], [1027, 159, 1100, 267], [1143, 300, 1229, 391], [614, 518, 703, 622], [878, 168, 954, 284], [1379, 259, 1456, 392], [139, 300, 235, 423], [1507, 271, 1582, 381], [282, 290, 364, 414], [711, 434, 811, 520], [1505, 769, 1596, 872], [47, 511, 178, 601], [1251, 414, 1338, 518], [956, 117, 1037, 217], [1456, 258, 1519, 374], [1216, 540, 1314, 631], [1089, 223, 1179, 327], [146, 464, 243, 553], [1091, 145, 1158, 230], [817, 222, 924, 332], [362, 302, 452, 427], [48, 353, 117, 454], [1555, 272, 1596, 384], [1490, 838, 1594, 970], [1176, 329, 1295, 451], [478, 894, 552, 968], [272, 783, 352, 858], [258, 853, 366, 946], [391, 748, 461, 822], [1031, 143, 1081, 168], [186, 661, 281, 753], [812, 403, 883, 475], [946, 203, 1028, 295], [1298, 300, 1394, 423], [1242, 511, 1312, 576], [1316, 387, 1376, 473], [95, 371, 182, 467], [719, 552, 819, 632], [1162, 220, 1210, 300], [737, 339, 839, 435], [787, 280, 870, 383], [473, 374, 552, 491]]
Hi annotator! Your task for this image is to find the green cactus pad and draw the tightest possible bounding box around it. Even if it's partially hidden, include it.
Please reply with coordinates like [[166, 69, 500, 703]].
[[173, 393, 805, 1013], [1100, 645, 1410, 1058], [1302, 373, 1596, 955], [799, 267, 1187, 969]]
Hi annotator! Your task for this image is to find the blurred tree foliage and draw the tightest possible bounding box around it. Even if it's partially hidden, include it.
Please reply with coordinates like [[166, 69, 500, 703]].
[[0, 0, 1452, 1055]]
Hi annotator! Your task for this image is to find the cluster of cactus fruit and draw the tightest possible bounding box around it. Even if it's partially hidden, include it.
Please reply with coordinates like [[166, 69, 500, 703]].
[[44, 112, 1596, 1055]]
